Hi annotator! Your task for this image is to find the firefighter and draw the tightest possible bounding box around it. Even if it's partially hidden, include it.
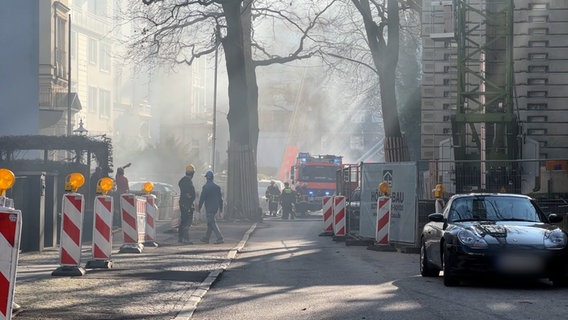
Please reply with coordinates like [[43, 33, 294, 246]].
[[265, 180, 281, 216], [280, 182, 296, 220], [295, 183, 308, 215]]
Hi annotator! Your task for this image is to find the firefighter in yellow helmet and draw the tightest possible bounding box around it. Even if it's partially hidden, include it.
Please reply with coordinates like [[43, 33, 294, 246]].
[[178, 164, 196, 244]]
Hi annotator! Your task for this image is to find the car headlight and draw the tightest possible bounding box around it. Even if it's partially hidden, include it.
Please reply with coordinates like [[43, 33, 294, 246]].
[[544, 229, 567, 250], [458, 229, 488, 249]]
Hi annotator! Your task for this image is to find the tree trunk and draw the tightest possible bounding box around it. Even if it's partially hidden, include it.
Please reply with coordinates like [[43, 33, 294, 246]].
[[222, 1, 260, 221], [361, 0, 408, 162]]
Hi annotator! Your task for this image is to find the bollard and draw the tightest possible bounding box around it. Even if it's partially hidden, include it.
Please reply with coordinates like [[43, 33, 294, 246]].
[[85, 195, 114, 269], [119, 194, 146, 253], [319, 196, 334, 236], [0, 202, 22, 320], [142, 194, 159, 247], [52, 193, 86, 276], [332, 195, 346, 241], [376, 196, 391, 245]]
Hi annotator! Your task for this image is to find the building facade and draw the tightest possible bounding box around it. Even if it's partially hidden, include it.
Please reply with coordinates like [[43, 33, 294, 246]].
[[0, 1, 80, 137], [421, 0, 568, 161]]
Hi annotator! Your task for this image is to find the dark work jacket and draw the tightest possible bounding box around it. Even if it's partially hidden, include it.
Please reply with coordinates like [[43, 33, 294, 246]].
[[198, 180, 223, 213], [280, 187, 296, 208], [178, 175, 196, 209]]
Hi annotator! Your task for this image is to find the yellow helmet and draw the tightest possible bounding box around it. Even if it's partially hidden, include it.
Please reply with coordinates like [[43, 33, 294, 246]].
[[185, 164, 196, 173]]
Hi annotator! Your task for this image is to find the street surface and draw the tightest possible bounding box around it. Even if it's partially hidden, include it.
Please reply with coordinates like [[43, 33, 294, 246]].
[[193, 214, 568, 320]]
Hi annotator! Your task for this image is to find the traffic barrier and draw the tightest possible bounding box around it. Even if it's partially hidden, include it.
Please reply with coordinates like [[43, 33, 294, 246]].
[[0, 202, 22, 320], [376, 196, 391, 245], [142, 194, 158, 247], [52, 193, 86, 276], [86, 195, 114, 269], [119, 194, 146, 253], [319, 196, 334, 236], [435, 198, 445, 213], [332, 195, 346, 240]]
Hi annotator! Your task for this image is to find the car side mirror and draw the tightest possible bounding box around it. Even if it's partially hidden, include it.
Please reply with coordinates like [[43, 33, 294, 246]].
[[428, 213, 444, 222], [548, 213, 563, 223]]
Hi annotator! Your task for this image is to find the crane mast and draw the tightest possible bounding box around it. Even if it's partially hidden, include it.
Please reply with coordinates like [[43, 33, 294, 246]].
[[452, 0, 520, 192]]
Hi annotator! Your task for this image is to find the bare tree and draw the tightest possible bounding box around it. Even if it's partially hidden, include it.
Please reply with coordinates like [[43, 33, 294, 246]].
[[322, 0, 420, 162], [124, 0, 335, 220]]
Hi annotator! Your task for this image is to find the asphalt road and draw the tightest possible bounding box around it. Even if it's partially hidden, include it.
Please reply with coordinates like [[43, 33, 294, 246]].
[[191, 215, 568, 320]]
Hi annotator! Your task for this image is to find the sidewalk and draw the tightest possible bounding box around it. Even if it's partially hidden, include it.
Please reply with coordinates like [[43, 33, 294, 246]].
[[12, 219, 257, 320]]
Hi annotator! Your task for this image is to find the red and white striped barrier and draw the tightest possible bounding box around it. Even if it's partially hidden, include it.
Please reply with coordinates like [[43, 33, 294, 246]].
[[0, 205, 22, 320], [52, 193, 86, 276], [119, 194, 146, 253], [86, 195, 114, 269], [332, 195, 346, 238], [142, 194, 158, 247], [376, 196, 391, 245], [320, 196, 333, 235], [435, 198, 445, 213]]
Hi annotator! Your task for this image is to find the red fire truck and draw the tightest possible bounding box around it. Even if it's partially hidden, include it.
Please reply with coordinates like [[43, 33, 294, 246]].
[[290, 152, 343, 213]]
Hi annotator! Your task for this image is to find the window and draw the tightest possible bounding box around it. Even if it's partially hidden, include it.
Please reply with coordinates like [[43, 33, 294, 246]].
[[88, 87, 98, 113], [529, 40, 548, 48], [527, 103, 547, 110], [529, 53, 548, 60], [530, 3, 548, 10], [527, 91, 547, 98], [443, 115, 450, 122], [527, 116, 547, 122], [528, 65, 548, 73], [71, 31, 77, 59], [99, 42, 110, 72], [529, 28, 548, 35], [528, 129, 547, 135], [529, 16, 548, 23], [99, 89, 111, 118], [88, 38, 98, 64], [443, 78, 457, 86], [444, 65, 457, 73], [443, 128, 451, 134], [539, 141, 548, 147], [527, 78, 548, 85]]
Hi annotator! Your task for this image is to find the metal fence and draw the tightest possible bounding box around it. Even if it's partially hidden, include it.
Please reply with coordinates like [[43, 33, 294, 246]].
[[417, 159, 568, 201]]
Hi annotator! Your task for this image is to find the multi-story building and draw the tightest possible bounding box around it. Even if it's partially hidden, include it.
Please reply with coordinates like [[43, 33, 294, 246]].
[[421, 0, 568, 161], [0, 1, 81, 137]]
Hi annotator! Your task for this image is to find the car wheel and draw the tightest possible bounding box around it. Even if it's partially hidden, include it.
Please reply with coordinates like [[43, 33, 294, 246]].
[[420, 239, 440, 277], [443, 245, 459, 287]]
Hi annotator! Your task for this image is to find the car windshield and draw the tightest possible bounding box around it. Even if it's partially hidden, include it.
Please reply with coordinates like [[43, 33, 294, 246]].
[[448, 196, 542, 223]]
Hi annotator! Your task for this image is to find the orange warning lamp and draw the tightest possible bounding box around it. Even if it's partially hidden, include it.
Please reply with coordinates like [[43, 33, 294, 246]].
[[65, 172, 85, 193], [98, 177, 114, 195], [434, 183, 444, 198], [0, 168, 16, 197], [378, 181, 391, 196], [143, 181, 154, 194]]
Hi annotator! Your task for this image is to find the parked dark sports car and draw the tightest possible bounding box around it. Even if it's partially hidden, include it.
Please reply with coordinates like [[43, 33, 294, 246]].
[[420, 193, 568, 287]]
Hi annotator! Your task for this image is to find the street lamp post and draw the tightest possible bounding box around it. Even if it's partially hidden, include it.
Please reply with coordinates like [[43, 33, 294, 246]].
[[211, 27, 220, 172]]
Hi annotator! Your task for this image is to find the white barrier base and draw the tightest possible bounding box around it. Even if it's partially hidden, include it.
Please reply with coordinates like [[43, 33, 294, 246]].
[[143, 240, 159, 247], [119, 243, 144, 253], [85, 259, 113, 269], [51, 265, 86, 277]]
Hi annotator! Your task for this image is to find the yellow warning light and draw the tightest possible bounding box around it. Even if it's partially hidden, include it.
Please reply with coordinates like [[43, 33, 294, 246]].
[[65, 172, 85, 193], [98, 177, 114, 195], [0, 168, 16, 196], [143, 181, 154, 194], [378, 181, 390, 196]]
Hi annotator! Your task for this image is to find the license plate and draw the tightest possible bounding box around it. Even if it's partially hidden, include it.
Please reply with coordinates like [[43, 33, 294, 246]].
[[497, 254, 544, 273]]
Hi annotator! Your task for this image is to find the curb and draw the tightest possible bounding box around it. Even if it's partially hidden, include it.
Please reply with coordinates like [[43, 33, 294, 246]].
[[173, 223, 257, 319]]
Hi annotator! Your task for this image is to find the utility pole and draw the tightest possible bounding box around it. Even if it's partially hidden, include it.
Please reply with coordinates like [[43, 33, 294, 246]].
[[67, 14, 72, 136]]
